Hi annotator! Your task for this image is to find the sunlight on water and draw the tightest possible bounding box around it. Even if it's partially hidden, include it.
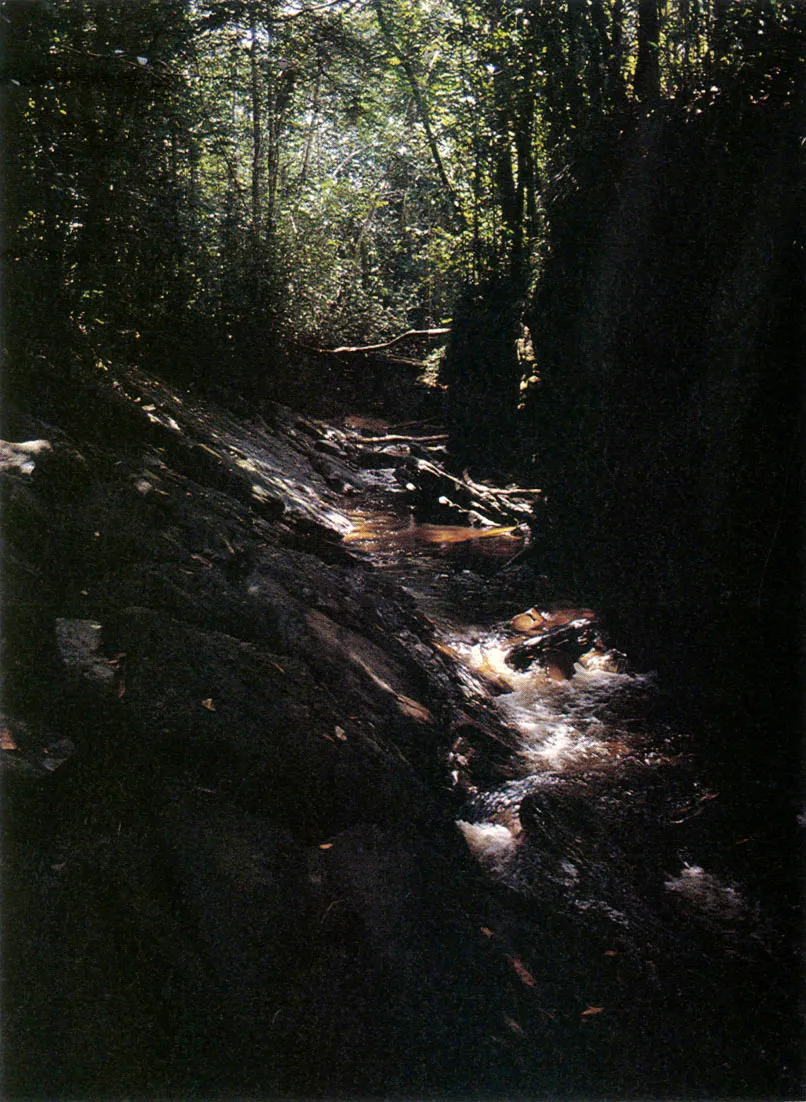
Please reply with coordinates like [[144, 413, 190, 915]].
[[456, 821, 517, 876], [451, 632, 657, 773], [340, 494, 672, 914]]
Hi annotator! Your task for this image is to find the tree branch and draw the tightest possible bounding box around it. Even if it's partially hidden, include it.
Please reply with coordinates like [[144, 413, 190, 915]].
[[323, 327, 451, 354]]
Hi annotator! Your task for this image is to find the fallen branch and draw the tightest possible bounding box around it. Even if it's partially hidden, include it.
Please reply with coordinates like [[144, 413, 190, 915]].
[[462, 469, 542, 496], [472, 485, 543, 497], [356, 433, 448, 445], [418, 460, 537, 502], [323, 328, 451, 355]]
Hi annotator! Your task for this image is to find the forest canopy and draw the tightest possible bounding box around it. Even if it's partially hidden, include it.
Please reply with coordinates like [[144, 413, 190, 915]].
[[3, 0, 801, 400]]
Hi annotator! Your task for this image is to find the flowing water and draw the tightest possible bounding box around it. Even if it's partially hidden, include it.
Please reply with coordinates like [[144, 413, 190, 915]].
[[340, 433, 798, 1096], [346, 469, 713, 894]]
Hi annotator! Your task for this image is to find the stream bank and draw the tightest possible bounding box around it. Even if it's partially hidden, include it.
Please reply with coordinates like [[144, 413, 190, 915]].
[[2, 361, 801, 1099]]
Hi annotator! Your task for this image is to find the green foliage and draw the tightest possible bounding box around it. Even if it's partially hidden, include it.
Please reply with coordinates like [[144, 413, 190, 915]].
[[3, 0, 205, 394], [4, 0, 801, 408]]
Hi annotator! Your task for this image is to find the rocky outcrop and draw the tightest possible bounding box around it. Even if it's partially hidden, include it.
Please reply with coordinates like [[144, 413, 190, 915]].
[[1, 365, 528, 1098]]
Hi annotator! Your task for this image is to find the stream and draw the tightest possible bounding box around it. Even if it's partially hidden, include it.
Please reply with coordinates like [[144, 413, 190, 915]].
[[334, 418, 798, 1097]]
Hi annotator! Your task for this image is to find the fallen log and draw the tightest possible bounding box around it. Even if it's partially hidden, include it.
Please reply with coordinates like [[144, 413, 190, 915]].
[[471, 485, 542, 497], [409, 458, 474, 496], [322, 328, 451, 355], [397, 457, 536, 528]]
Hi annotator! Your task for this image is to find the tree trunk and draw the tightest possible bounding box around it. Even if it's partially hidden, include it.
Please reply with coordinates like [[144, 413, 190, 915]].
[[372, 0, 466, 231], [634, 0, 661, 102], [298, 71, 322, 189], [249, 0, 262, 238]]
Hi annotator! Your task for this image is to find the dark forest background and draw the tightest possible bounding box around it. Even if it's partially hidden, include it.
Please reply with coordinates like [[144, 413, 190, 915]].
[[3, 0, 804, 826]]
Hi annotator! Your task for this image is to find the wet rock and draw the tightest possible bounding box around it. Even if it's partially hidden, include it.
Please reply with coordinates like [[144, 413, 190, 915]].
[[447, 719, 519, 788], [5, 359, 794, 1102], [159, 795, 316, 1069], [308, 450, 358, 493], [278, 821, 504, 1096], [0, 438, 53, 475], [509, 607, 548, 634], [314, 436, 347, 457], [506, 617, 598, 673], [578, 645, 630, 673], [1, 425, 99, 720], [517, 785, 600, 865], [0, 715, 75, 777], [543, 648, 577, 681], [355, 446, 404, 469], [103, 602, 441, 838], [55, 619, 117, 686]]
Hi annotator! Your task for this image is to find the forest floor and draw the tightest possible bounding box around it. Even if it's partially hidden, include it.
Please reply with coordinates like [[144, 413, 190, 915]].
[[2, 359, 802, 1099]]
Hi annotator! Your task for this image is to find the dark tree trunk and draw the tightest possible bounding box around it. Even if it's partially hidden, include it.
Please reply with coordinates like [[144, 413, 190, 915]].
[[634, 0, 661, 102], [249, 0, 262, 238]]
